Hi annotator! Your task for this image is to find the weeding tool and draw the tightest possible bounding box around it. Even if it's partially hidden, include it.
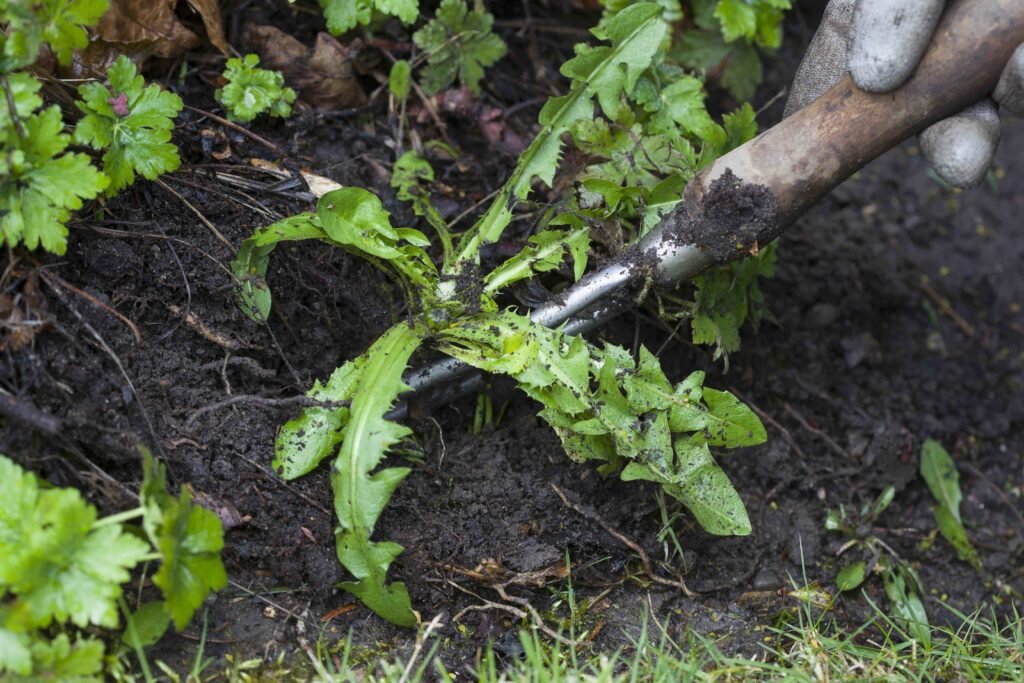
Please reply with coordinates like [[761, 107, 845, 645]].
[[398, 0, 1024, 412]]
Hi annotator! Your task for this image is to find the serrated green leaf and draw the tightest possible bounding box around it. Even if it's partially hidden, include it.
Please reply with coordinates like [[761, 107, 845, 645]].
[[1, 105, 108, 254], [720, 40, 763, 101], [149, 492, 228, 630], [216, 54, 296, 123], [413, 0, 506, 96], [714, 0, 757, 42], [74, 55, 182, 194], [331, 323, 423, 627], [483, 228, 590, 294], [275, 360, 362, 479], [24, 633, 104, 683], [836, 561, 866, 591], [0, 73, 42, 129], [450, 2, 667, 271], [0, 462, 149, 629], [319, 0, 417, 34]]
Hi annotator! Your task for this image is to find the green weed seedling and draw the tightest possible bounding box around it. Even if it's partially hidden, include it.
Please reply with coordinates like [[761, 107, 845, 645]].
[[919, 438, 981, 571], [233, 2, 782, 626], [216, 54, 297, 123], [0, 452, 227, 680], [1, 0, 184, 254], [827, 486, 933, 645], [412, 0, 507, 95]]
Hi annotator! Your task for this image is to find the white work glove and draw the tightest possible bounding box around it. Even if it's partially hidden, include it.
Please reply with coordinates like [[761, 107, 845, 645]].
[[785, 0, 1024, 188]]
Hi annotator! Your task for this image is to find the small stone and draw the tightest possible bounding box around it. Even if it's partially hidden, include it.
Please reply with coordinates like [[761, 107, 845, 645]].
[[752, 567, 782, 591], [806, 303, 840, 329]]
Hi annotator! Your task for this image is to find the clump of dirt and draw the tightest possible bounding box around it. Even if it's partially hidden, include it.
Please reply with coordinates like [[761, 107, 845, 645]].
[[663, 168, 781, 263]]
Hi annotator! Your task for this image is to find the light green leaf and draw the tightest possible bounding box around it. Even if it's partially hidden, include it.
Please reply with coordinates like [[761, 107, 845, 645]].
[[714, 0, 757, 42], [920, 439, 962, 521], [0, 628, 32, 676], [216, 54, 296, 123], [836, 561, 866, 591], [702, 388, 766, 447], [450, 2, 668, 270], [483, 228, 590, 294], [388, 60, 412, 100], [74, 55, 182, 194], [121, 601, 172, 648], [25, 633, 104, 683], [883, 565, 931, 646], [663, 436, 751, 535], [331, 323, 423, 627]]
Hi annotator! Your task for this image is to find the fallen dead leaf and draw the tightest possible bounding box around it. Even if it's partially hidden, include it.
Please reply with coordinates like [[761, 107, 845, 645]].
[[244, 25, 367, 110], [71, 0, 228, 75]]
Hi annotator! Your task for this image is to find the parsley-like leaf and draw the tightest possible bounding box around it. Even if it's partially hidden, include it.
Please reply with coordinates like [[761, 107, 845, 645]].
[[216, 54, 297, 123], [319, 0, 418, 34], [413, 0, 507, 96], [75, 55, 183, 194], [1, 105, 109, 254]]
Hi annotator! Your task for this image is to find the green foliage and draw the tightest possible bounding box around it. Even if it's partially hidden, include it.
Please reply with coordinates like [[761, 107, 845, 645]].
[[690, 241, 775, 363], [0, 92, 109, 254], [0, 0, 109, 71], [319, 0, 418, 35], [237, 2, 775, 625], [919, 439, 981, 571], [412, 0, 506, 96], [75, 55, 183, 194], [671, 0, 791, 101], [216, 54, 297, 123], [826, 486, 933, 645], [0, 452, 226, 680], [450, 2, 670, 273], [439, 312, 764, 535]]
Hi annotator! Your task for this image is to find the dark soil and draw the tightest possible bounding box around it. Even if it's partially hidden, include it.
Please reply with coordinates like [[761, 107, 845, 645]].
[[2, 1, 1022, 677]]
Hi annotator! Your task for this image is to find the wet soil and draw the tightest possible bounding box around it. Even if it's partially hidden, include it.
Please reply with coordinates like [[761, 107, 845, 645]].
[[1, 2, 1022, 677]]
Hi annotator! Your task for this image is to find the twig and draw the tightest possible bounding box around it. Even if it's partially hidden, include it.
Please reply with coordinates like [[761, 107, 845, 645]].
[[155, 178, 233, 250], [185, 393, 350, 430], [167, 303, 247, 351], [0, 389, 62, 435], [447, 581, 579, 646], [36, 268, 142, 345], [398, 613, 445, 683], [551, 484, 696, 597], [919, 278, 976, 338], [783, 403, 849, 459], [183, 104, 283, 154]]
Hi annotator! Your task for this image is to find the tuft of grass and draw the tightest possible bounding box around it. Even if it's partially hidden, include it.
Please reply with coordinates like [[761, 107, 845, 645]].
[[288, 598, 1022, 683]]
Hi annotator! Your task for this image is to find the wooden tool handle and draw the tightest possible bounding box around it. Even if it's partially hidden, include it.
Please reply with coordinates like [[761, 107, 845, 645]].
[[651, 0, 1024, 275]]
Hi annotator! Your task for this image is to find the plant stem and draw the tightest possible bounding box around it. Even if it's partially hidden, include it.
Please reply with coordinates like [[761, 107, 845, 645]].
[[93, 507, 145, 527]]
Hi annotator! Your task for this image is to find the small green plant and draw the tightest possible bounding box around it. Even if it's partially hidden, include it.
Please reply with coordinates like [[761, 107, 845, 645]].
[[1, 1, 186, 254], [234, 3, 771, 627], [216, 54, 297, 123], [75, 55, 184, 194], [672, 0, 791, 101], [0, 453, 226, 680], [412, 0, 507, 95], [919, 439, 981, 570], [827, 486, 932, 645], [318, 0, 419, 35]]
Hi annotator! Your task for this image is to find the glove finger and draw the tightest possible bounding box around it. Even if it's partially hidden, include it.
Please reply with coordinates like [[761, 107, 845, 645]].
[[849, 0, 945, 92], [783, 0, 856, 118], [919, 99, 1000, 189], [994, 44, 1024, 117]]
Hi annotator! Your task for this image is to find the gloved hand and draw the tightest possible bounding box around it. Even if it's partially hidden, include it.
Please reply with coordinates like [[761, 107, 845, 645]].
[[785, 0, 1024, 188]]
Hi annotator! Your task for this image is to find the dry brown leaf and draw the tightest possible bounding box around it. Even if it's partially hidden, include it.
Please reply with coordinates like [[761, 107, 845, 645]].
[[82, 0, 228, 67], [244, 24, 367, 110]]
